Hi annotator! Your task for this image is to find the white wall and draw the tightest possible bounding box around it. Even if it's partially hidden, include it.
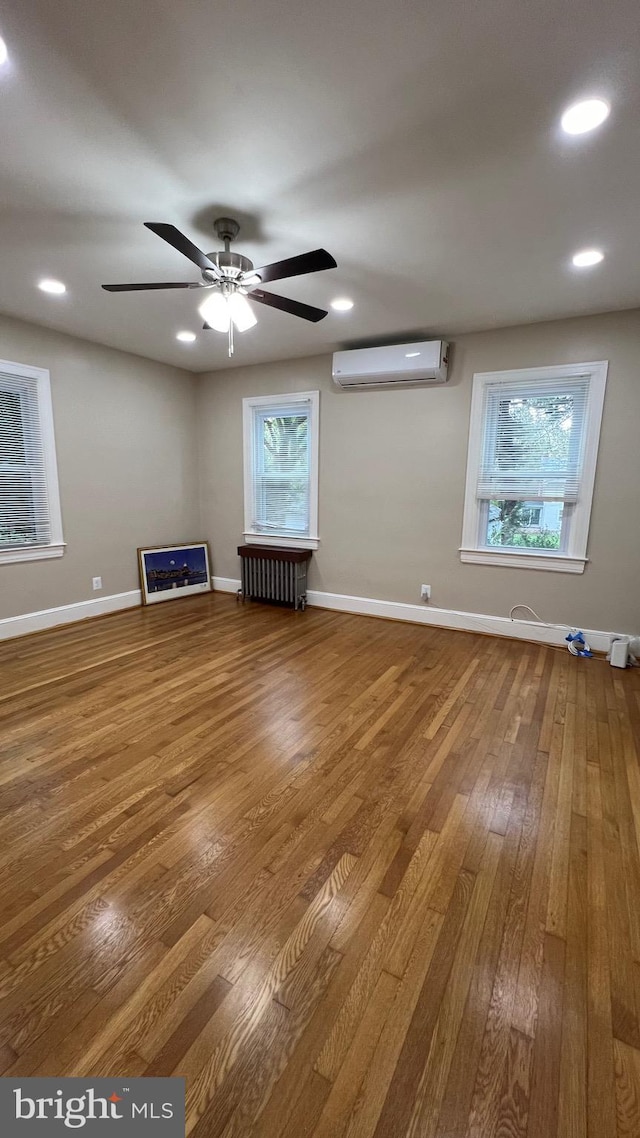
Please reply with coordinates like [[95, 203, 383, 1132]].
[[0, 314, 199, 620], [197, 308, 640, 635]]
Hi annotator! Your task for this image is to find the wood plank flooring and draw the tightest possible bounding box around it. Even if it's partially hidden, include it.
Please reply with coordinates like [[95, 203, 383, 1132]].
[[1, 592, 639, 1136]]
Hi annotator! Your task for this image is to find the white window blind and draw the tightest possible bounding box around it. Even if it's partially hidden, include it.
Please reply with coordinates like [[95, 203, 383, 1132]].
[[251, 401, 312, 536], [477, 376, 590, 502], [0, 359, 64, 563], [0, 371, 52, 547]]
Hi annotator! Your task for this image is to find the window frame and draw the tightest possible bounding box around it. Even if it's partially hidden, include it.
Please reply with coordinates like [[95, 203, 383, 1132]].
[[0, 358, 65, 565], [460, 360, 608, 574], [242, 390, 320, 550]]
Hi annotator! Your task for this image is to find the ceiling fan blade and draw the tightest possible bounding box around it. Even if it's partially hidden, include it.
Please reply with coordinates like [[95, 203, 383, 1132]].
[[102, 282, 204, 292], [144, 223, 221, 276], [249, 288, 328, 322], [249, 248, 336, 285]]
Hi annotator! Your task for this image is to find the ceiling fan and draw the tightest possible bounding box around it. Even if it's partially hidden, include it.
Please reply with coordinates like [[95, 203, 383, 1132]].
[[102, 217, 337, 356]]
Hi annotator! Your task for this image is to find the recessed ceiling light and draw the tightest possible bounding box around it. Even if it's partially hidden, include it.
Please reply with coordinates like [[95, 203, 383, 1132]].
[[176, 330, 196, 343], [0, 35, 8, 66], [38, 278, 66, 295], [330, 297, 354, 312], [405, 351, 420, 358], [561, 98, 610, 135], [572, 249, 604, 268]]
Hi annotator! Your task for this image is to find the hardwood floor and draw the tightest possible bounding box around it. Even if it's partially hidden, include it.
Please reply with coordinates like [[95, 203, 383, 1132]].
[[1, 592, 639, 1136]]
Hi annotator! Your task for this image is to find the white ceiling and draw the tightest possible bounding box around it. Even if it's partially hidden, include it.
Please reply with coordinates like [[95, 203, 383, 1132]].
[[1, 0, 639, 372]]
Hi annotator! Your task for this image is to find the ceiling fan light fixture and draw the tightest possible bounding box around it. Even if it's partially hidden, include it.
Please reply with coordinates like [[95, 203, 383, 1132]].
[[228, 292, 257, 331], [198, 290, 230, 332]]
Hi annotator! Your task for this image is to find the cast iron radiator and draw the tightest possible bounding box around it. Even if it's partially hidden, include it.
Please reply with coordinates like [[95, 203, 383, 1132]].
[[237, 545, 312, 611]]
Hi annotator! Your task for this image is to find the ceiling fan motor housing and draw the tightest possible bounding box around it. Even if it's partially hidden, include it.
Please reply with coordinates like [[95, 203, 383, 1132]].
[[203, 250, 255, 283]]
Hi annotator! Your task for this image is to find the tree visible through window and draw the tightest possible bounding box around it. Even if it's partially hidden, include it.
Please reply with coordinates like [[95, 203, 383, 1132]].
[[487, 499, 562, 548]]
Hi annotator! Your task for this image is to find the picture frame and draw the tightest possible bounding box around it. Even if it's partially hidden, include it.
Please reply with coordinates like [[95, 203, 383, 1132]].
[[137, 541, 212, 606]]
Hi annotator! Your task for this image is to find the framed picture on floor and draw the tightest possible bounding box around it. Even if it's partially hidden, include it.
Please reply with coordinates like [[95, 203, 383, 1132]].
[[138, 541, 212, 605]]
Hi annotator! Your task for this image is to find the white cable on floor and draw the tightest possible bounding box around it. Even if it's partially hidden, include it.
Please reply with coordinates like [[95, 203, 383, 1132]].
[[509, 603, 561, 627], [509, 603, 592, 657]]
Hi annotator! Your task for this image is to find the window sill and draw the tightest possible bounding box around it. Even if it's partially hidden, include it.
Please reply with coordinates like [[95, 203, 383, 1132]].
[[243, 533, 319, 551], [459, 548, 587, 574], [0, 542, 66, 565]]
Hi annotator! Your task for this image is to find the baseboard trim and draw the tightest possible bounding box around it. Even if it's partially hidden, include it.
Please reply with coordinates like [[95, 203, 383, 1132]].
[[309, 590, 621, 652], [213, 576, 617, 652], [2, 577, 620, 653], [0, 590, 141, 641], [213, 576, 241, 594], [2, 579, 242, 642]]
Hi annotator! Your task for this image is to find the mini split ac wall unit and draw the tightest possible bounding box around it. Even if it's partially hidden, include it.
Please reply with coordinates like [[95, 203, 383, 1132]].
[[332, 340, 449, 389]]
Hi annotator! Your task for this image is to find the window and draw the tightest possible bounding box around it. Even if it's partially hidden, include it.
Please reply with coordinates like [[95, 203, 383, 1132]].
[[460, 361, 607, 573], [243, 390, 319, 549], [0, 359, 64, 564]]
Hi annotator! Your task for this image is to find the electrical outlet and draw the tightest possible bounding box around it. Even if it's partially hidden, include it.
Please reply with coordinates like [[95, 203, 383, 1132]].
[[420, 584, 431, 601], [92, 576, 102, 591]]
